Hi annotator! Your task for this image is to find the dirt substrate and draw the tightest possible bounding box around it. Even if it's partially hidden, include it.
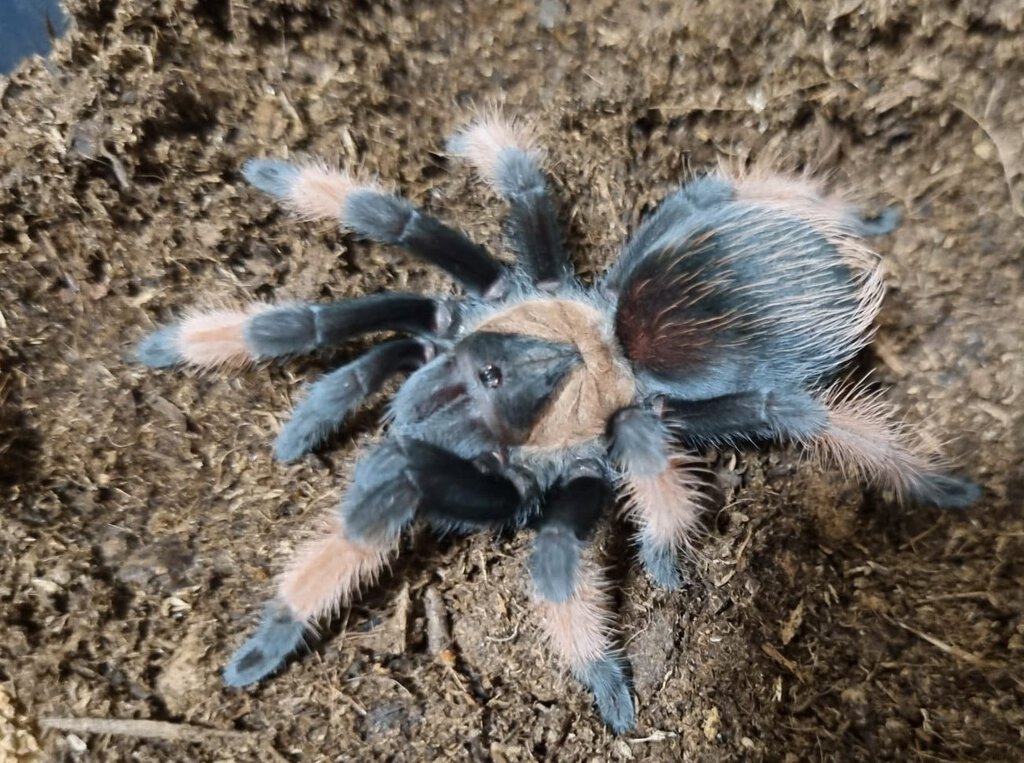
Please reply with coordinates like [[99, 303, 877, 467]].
[[1, 1, 1022, 761]]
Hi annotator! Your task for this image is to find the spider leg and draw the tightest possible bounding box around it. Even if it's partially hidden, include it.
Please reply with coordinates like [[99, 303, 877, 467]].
[[853, 206, 901, 237], [659, 389, 828, 446], [609, 406, 704, 589], [728, 171, 903, 240], [223, 514, 396, 687], [225, 438, 530, 686], [224, 445, 421, 686], [809, 383, 979, 509], [448, 117, 571, 289], [343, 438, 530, 542], [528, 460, 634, 734], [275, 338, 433, 462], [662, 384, 978, 508], [137, 292, 448, 369], [244, 159, 506, 297]]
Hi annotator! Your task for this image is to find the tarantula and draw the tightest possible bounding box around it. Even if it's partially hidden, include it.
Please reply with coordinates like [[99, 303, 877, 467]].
[[136, 116, 978, 732]]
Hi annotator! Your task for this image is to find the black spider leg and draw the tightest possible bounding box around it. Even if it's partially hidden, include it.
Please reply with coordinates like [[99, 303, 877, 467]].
[[527, 460, 635, 734], [661, 389, 978, 509], [275, 338, 433, 462], [490, 148, 571, 288], [342, 438, 533, 547], [244, 294, 451, 461], [245, 293, 450, 358], [136, 292, 449, 370], [224, 438, 531, 688], [244, 159, 508, 297], [659, 389, 829, 447]]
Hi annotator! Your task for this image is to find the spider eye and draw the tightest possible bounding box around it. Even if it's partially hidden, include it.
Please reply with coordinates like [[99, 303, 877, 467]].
[[478, 364, 502, 388]]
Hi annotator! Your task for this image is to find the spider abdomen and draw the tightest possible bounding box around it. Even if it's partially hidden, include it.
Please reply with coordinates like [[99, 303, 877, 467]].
[[614, 197, 884, 395]]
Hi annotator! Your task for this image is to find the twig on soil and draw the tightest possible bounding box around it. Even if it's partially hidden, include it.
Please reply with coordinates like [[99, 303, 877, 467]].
[[892, 620, 994, 668], [98, 144, 132, 191], [329, 685, 368, 718], [628, 729, 678, 743], [914, 590, 1000, 605], [424, 585, 453, 656], [40, 717, 250, 743], [39, 717, 288, 762], [761, 643, 808, 683], [484, 623, 519, 643], [898, 520, 943, 552]]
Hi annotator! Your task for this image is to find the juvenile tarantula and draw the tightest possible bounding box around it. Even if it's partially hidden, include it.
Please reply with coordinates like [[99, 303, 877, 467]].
[[137, 116, 978, 732]]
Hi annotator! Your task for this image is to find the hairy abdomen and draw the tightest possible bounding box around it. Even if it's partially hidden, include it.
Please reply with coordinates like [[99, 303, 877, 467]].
[[614, 200, 883, 392]]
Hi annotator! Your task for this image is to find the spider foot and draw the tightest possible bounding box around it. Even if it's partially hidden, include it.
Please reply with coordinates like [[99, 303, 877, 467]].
[[577, 656, 636, 734], [223, 601, 306, 687], [640, 541, 683, 590], [856, 206, 901, 237], [242, 158, 301, 200], [908, 473, 980, 510], [136, 326, 183, 368]]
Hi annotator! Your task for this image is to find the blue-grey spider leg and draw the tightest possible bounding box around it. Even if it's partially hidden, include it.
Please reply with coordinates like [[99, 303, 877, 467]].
[[225, 438, 531, 687], [223, 600, 307, 688], [226, 441, 428, 687], [854, 206, 901, 237], [663, 389, 978, 509], [136, 292, 448, 369], [660, 389, 829, 446], [485, 147, 569, 288], [904, 472, 979, 508], [447, 120, 570, 288], [808, 387, 980, 510], [609, 406, 704, 590], [245, 293, 449, 358], [343, 189, 506, 297], [528, 460, 635, 734], [343, 438, 531, 543], [244, 158, 507, 297], [275, 338, 433, 462]]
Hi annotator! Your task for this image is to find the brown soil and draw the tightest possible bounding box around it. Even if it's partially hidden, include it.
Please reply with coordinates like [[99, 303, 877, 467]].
[[2, 1, 1022, 761]]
